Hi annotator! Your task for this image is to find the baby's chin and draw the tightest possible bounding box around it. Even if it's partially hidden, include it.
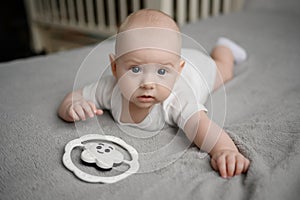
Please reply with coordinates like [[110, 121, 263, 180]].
[[131, 100, 159, 109]]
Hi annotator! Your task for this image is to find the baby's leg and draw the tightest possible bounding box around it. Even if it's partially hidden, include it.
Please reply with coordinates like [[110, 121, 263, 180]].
[[211, 37, 247, 90], [211, 46, 234, 90]]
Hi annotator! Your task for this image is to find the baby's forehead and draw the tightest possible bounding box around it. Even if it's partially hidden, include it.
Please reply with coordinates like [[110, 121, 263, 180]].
[[117, 49, 181, 65], [115, 27, 181, 59]]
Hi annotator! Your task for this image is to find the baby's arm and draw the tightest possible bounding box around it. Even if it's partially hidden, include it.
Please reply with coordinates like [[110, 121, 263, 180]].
[[57, 89, 103, 122], [184, 111, 250, 178]]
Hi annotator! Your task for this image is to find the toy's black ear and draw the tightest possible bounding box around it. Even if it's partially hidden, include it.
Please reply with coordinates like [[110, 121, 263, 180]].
[[109, 54, 117, 78]]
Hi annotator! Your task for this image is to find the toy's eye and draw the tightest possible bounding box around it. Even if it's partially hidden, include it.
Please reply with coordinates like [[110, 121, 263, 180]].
[[105, 149, 111, 153], [131, 66, 141, 73], [157, 68, 166, 75], [96, 146, 102, 149]]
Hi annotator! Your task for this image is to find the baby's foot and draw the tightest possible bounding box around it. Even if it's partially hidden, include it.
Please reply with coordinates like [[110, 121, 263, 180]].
[[216, 37, 247, 64]]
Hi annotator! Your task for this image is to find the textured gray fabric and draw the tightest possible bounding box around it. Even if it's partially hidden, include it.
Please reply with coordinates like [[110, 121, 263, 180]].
[[1, 1, 300, 199]]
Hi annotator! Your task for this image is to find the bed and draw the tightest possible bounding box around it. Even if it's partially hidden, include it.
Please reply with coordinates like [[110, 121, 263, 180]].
[[1, 0, 300, 199]]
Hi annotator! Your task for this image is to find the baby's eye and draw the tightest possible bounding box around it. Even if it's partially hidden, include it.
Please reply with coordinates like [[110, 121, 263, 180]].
[[157, 68, 166, 75], [105, 149, 111, 153], [131, 66, 141, 73], [96, 146, 102, 149]]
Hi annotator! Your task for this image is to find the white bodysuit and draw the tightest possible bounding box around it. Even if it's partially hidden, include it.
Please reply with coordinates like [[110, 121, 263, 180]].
[[83, 48, 216, 131]]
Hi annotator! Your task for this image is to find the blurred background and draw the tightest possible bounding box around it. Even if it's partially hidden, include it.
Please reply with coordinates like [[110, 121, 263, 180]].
[[0, 0, 40, 62], [0, 0, 244, 62]]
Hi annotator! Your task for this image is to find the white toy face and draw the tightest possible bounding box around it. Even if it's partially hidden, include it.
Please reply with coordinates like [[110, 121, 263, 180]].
[[95, 143, 115, 154], [81, 142, 124, 169]]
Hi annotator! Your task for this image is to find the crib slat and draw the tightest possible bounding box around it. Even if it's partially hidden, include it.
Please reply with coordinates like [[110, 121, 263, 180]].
[[144, 0, 158, 9], [176, 0, 186, 26], [53, 0, 61, 23], [24, 0, 44, 52], [223, 0, 231, 14], [160, 0, 173, 18], [189, 0, 199, 23], [96, 0, 105, 28], [60, 0, 68, 24], [44, 0, 52, 22], [40, 0, 46, 21], [28, 0, 38, 19], [212, 0, 220, 16], [119, 0, 128, 24], [86, 0, 96, 27], [76, 0, 85, 26], [107, 0, 117, 30], [231, 0, 243, 11], [67, 0, 77, 25], [50, 0, 59, 23], [50, 0, 55, 19], [132, 0, 140, 11], [200, 0, 209, 19], [35, 0, 43, 19]]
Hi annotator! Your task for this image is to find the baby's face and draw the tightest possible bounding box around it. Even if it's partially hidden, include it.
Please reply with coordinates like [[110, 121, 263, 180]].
[[112, 49, 184, 109]]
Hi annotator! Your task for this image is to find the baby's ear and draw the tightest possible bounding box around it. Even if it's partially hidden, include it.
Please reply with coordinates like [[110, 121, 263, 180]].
[[109, 53, 117, 78], [179, 59, 185, 73]]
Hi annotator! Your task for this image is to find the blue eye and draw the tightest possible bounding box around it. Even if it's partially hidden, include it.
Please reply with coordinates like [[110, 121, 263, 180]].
[[131, 66, 141, 73], [157, 68, 166, 75]]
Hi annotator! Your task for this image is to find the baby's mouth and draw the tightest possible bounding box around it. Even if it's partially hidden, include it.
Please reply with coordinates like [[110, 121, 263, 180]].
[[137, 95, 155, 102]]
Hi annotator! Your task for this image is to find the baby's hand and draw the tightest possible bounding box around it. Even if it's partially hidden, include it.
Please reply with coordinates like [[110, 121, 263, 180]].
[[67, 99, 103, 121], [210, 149, 250, 178]]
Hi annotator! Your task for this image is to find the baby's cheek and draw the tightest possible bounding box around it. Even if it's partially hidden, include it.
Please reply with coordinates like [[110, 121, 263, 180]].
[[156, 75, 177, 91], [157, 86, 172, 101], [118, 76, 140, 100]]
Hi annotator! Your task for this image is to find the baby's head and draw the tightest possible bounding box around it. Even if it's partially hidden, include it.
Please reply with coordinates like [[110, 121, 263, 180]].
[[110, 9, 185, 109], [117, 8, 180, 32]]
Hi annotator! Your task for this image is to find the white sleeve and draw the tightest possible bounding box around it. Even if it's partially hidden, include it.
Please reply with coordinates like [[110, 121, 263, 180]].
[[163, 72, 208, 130], [165, 94, 207, 131], [82, 76, 116, 109]]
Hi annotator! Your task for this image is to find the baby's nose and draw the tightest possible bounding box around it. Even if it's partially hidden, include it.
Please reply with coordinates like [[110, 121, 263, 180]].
[[140, 82, 155, 89], [140, 73, 156, 89]]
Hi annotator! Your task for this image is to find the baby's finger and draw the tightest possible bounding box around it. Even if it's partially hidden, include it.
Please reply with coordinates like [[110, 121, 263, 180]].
[[88, 101, 103, 115], [211, 158, 218, 171], [74, 104, 86, 121], [87, 101, 97, 113], [235, 155, 245, 175], [82, 101, 94, 118], [243, 158, 250, 173], [95, 109, 103, 115], [87, 101, 103, 115], [226, 154, 236, 177], [216, 155, 227, 178], [68, 108, 80, 121]]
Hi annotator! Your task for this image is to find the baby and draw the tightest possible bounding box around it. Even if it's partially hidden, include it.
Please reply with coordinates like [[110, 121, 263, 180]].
[[58, 9, 250, 178]]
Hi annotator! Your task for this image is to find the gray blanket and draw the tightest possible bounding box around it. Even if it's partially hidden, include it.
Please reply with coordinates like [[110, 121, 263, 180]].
[[1, 0, 300, 199]]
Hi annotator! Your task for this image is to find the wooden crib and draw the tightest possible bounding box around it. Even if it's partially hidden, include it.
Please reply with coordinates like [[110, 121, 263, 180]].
[[24, 0, 244, 53]]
